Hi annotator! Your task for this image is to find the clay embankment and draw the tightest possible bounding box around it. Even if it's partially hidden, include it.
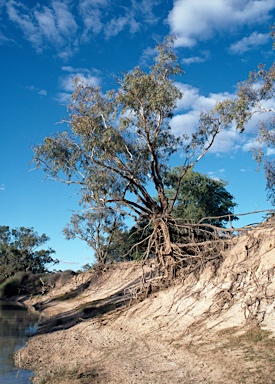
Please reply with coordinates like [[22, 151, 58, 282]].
[[15, 220, 275, 383]]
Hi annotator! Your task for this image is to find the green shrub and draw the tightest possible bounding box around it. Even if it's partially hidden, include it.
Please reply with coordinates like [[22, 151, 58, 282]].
[[0, 276, 21, 298]]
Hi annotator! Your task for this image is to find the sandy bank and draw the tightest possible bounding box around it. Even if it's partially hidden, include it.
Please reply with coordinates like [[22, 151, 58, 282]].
[[15, 221, 275, 383]]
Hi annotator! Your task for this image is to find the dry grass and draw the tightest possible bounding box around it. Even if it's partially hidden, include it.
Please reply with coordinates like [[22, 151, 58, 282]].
[[211, 326, 275, 384]]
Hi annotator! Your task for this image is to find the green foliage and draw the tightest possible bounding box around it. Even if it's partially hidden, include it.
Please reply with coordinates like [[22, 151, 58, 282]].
[[104, 221, 152, 262], [0, 226, 58, 278], [81, 263, 93, 271], [0, 272, 39, 297], [165, 167, 237, 226], [0, 275, 21, 298], [64, 209, 126, 264]]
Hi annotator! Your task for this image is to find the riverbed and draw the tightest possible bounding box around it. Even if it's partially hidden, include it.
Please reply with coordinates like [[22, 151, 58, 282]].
[[0, 300, 38, 383]]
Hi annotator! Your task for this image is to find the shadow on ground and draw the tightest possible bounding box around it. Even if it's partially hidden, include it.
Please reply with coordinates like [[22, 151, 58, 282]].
[[34, 275, 146, 335]]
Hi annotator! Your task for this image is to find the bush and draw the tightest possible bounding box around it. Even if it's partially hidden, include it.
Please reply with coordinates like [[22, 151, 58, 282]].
[[0, 276, 21, 298], [42, 270, 76, 288]]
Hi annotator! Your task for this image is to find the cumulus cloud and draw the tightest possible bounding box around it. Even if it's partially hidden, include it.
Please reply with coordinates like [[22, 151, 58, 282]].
[[229, 31, 270, 54], [175, 83, 232, 112], [60, 73, 100, 93], [168, 0, 275, 47], [210, 128, 243, 153], [172, 79, 275, 157], [57, 66, 101, 103], [170, 82, 267, 155]]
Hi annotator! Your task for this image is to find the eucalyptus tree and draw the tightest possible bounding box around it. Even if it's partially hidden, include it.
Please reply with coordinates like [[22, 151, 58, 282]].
[[63, 209, 126, 265], [32, 37, 229, 276], [0, 226, 58, 277]]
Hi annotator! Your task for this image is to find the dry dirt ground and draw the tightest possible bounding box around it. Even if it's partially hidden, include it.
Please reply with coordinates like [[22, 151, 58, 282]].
[[15, 219, 275, 384]]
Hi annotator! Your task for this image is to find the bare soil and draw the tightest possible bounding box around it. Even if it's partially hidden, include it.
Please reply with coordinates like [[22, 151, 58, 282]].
[[15, 219, 275, 383]]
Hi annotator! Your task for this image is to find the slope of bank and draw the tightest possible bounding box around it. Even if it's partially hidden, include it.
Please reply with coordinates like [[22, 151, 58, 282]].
[[15, 218, 275, 383]]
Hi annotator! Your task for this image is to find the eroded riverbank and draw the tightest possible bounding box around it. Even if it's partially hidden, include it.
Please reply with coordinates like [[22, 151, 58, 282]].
[[14, 223, 275, 383]]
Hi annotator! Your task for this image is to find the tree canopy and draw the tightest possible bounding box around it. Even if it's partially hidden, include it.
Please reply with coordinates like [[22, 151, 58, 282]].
[[63, 209, 126, 265], [165, 167, 237, 226], [0, 226, 58, 278]]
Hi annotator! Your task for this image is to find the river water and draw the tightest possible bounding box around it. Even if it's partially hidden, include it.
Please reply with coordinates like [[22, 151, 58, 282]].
[[0, 301, 39, 383]]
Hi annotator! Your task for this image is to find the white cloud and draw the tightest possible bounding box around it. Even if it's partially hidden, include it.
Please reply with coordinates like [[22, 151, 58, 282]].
[[208, 169, 225, 175], [38, 89, 47, 96], [229, 31, 270, 54], [6, 0, 78, 57], [171, 82, 261, 154], [182, 51, 210, 65], [60, 73, 100, 93], [79, 0, 158, 41], [104, 15, 132, 38], [26, 85, 47, 96], [55, 92, 71, 104], [175, 83, 200, 110], [4, 0, 159, 56], [175, 83, 232, 112], [168, 0, 275, 48], [59, 259, 80, 265], [242, 134, 275, 155], [131, 0, 159, 25], [267, 148, 275, 156], [207, 169, 226, 181], [139, 46, 156, 67], [170, 111, 198, 137], [6, 0, 42, 49], [0, 184, 5, 191], [78, 0, 108, 40], [57, 66, 101, 103], [210, 128, 243, 153]]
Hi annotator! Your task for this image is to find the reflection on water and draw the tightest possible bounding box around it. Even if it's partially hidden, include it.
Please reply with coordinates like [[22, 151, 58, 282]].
[[0, 301, 39, 383]]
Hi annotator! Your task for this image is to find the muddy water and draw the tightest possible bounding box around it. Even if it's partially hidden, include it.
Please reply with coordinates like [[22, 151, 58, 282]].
[[0, 301, 39, 383]]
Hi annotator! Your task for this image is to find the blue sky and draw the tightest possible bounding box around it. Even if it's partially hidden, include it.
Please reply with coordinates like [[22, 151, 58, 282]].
[[1, 0, 274, 271]]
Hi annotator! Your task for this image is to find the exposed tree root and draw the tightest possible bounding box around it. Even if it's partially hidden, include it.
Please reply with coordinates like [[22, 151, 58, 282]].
[[128, 211, 275, 301]]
